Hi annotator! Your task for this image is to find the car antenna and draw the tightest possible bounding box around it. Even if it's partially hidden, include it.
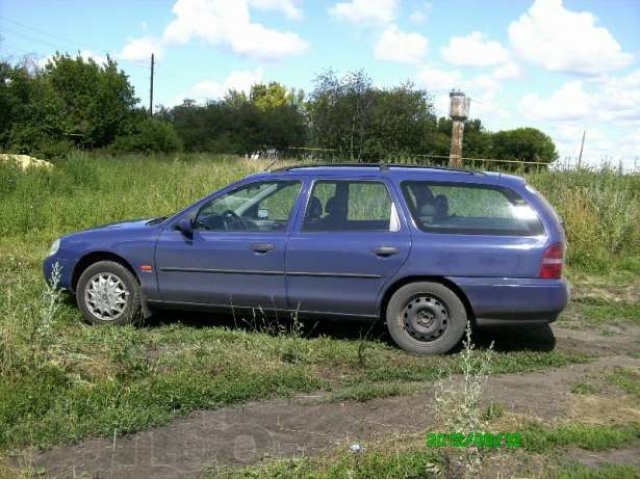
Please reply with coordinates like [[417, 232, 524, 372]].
[[264, 160, 278, 172]]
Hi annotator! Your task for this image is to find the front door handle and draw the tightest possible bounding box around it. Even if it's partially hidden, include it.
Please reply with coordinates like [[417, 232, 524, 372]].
[[251, 243, 274, 254], [374, 246, 400, 257]]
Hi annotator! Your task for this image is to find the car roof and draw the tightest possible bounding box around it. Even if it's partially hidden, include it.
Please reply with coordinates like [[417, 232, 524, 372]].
[[247, 163, 526, 187]]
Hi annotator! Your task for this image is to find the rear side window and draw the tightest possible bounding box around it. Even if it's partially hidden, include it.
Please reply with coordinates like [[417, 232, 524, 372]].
[[401, 181, 544, 236], [303, 180, 400, 232]]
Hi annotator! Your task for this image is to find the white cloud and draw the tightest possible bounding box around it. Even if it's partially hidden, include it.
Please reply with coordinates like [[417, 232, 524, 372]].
[[594, 70, 640, 124], [409, 10, 426, 23], [416, 66, 462, 92], [508, 0, 632, 74], [175, 67, 264, 105], [117, 36, 164, 63], [163, 0, 308, 60], [249, 0, 302, 20], [416, 66, 504, 97], [520, 81, 594, 122], [409, 2, 431, 24], [492, 61, 523, 80], [328, 0, 399, 25], [374, 25, 428, 64], [441, 32, 510, 67], [519, 70, 640, 126]]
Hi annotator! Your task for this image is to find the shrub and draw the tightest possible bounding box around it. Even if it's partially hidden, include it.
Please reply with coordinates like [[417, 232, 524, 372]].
[[111, 119, 182, 154]]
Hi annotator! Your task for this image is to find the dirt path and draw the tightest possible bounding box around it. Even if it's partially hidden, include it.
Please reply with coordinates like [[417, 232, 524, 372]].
[[26, 344, 640, 478]]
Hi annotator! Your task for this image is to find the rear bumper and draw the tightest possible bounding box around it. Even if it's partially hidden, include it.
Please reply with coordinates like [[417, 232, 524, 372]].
[[449, 276, 570, 326]]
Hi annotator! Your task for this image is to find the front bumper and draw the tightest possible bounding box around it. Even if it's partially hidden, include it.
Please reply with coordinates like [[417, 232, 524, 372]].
[[43, 254, 74, 291]]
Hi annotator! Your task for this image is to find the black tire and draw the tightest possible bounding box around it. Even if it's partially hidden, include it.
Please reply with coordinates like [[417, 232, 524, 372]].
[[385, 281, 467, 355], [76, 260, 141, 326]]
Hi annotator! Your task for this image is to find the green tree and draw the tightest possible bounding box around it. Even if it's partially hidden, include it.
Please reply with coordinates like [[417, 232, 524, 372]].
[[1, 53, 139, 157], [308, 70, 438, 161], [307, 69, 377, 159], [0, 60, 69, 157], [43, 53, 137, 148], [365, 82, 436, 158], [163, 82, 306, 154], [250, 82, 289, 110], [490, 127, 558, 164], [462, 119, 492, 159]]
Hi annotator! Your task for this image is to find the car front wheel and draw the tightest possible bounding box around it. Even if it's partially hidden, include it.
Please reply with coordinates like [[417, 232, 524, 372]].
[[76, 260, 141, 325], [385, 281, 467, 355]]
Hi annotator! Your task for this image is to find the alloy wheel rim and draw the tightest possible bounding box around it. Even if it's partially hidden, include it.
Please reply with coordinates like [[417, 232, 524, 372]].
[[402, 295, 449, 342], [84, 273, 129, 321]]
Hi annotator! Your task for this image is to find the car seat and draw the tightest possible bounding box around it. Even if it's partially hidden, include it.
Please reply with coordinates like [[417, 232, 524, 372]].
[[434, 194, 449, 222], [320, 196, 347, 229], [304, 196, 323, 228]]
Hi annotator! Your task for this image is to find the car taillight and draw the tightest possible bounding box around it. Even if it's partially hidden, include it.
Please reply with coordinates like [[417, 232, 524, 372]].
[[540, 242, 564, 279]]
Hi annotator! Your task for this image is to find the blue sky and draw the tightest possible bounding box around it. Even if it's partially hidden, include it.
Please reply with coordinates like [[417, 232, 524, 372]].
[[1, 0, 639, 167]]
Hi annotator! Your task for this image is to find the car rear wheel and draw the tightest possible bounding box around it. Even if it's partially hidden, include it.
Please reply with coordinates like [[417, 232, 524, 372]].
[[76, 260, 141, 325], [385, 281, 467, 355]]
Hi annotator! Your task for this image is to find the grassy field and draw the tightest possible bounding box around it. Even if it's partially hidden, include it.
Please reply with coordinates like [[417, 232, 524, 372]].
[[0, 153, 639, 478]]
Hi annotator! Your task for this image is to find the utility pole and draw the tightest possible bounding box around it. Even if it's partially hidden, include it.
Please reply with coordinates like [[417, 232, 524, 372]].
[[149, 53, 155, 116], [449, 90, 470, 168], [577, 130, 586, 168]]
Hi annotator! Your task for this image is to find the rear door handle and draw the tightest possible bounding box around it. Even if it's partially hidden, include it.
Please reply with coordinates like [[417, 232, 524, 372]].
[[373, 246, 399, 257], [251, 243, 274, 254]]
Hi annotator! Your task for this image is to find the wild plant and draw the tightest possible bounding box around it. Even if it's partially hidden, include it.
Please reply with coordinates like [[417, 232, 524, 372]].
[[432, 321, 494, 478]]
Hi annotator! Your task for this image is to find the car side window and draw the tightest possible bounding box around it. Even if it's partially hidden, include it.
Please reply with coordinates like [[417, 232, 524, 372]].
[[401, 181, 544, 236], [195, 180, 301, 232], [303, 180, 400, 232]]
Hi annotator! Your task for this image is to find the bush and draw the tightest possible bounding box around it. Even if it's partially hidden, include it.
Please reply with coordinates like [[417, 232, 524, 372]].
[[111, 119, 182, 154], [7, 125, 75, 160]]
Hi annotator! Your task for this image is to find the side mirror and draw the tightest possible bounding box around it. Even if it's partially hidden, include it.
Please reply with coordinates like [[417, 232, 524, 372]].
[[175, 218, 194, 238]]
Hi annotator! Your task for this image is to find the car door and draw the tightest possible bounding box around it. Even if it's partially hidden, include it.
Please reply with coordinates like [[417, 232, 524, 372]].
[[155, 179, 302, 310], [285, 178, 411, 317]]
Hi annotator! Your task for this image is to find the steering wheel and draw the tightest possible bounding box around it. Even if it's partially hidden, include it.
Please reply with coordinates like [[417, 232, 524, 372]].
[[221, 209, 246, 230]]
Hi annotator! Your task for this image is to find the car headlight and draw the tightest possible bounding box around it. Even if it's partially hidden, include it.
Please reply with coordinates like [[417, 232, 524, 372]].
[[48, 238, 61, 257]]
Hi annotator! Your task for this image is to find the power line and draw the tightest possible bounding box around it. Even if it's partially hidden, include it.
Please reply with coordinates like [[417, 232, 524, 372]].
[[0, 25, 64, 51], [0, 15, 89, 50]]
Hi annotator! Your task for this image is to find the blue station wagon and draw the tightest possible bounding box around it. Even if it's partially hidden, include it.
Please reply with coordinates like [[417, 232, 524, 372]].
[[43, 164, 569, 354]]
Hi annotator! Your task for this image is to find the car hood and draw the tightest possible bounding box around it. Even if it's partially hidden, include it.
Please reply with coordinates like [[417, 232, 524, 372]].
[[60, 218, 160, 240], [86, 218, 154, 231]]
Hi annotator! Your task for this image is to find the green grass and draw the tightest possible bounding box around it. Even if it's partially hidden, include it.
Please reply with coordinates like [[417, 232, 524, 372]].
[[521, 422, 640, 453], [606, 367, 640, 397], [483, 402, 506, 421], [330, 381, 419, 402], [572, 295, 640, 326], [555, 462, 640, 479], [0, 364, 322, 450], [571, 382, 600, 395], [210, 448, 444, 479]]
